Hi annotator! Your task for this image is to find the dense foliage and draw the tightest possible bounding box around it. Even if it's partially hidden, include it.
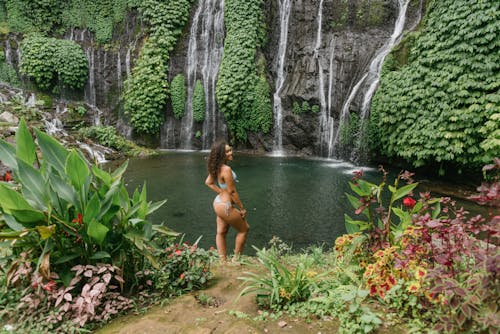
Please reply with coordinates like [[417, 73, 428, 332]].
[[192, 80, 205, 123], [239, 161, 500, 333], [123, 0, 193, 134], [215, 0, 272, 142], [0, 122, 215, 332], [370, 0, 500, 168], [170, 74, 186, 119], [247, 75, 273, 133], [20, 35, 88, 91], [0, 0, 132, 43]]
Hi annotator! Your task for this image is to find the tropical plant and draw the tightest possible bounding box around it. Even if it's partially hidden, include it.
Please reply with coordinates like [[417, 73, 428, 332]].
[[344, 167, 420, 242], [0, 119, 177, 286], [239, 246, 327, 310]]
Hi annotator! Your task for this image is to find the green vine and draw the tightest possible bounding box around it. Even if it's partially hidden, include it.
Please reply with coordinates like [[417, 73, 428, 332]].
[[123, 0, 193, 135], [215, 0, 270, 142], [170, 74, 186, 119], [20, 35, 88, 91], [192, 79, 205, 123], [370, 0, 500, 168], [248, 74, 273, 133]]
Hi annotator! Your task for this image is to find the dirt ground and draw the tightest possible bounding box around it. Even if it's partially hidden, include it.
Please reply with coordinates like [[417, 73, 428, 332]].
[[95, 262, 339, 334]]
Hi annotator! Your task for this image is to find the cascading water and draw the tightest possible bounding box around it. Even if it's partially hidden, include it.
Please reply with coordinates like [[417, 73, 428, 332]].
[[272, 0, 292, 155], [4, 40, 12, 66], [315, 0, 337, 157], [200, 0, 225, 149], [180, 1, 203, 149], [179, 0, 225, 150], [331, 0, 411, 159]]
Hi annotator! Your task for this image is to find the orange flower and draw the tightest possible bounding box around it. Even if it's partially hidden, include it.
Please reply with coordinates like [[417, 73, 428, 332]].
[[179, 273, 185, 280]]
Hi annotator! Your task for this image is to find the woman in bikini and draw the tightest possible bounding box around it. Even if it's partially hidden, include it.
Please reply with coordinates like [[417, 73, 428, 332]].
[[205, 140, 249, 262]]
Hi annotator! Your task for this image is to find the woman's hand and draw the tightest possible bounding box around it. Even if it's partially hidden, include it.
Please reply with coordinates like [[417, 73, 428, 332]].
[[240, 209, 247, 219]]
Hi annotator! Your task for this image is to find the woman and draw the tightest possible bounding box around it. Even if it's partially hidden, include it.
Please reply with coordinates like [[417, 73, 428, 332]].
[[205, 140, 249, 262]]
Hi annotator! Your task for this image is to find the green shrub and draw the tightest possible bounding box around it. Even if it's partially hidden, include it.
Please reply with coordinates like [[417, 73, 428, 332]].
[[370, 0, 500, 168], [20, 35, 88, 91], [192, 80, 205, 122], [170, 74, 186, 119]]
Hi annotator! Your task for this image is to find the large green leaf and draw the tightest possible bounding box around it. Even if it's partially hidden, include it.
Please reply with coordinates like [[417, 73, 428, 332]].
[[35, 128, 68, 173], [84, 193, 101, 224], [2, 213, 25, 231], [92, 165, 112, 186], [393, 183, 419, 202], [48, 173, 79, 210], [17, 158, 48, 210], [0, 139, 18, 173], [65, 150, 90, 191], [0, 183, 37, 211], [111, 160, 129, 181], [87, 219, 109, 246], [16, 118, 36, 165]]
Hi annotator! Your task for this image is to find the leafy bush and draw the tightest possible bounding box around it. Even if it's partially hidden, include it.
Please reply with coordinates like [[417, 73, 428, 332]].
[[124, 0, 193, 134], [170, 74, 186, 119], [0, 119, 176, 286], [192, 80, 206, 122], [78, 125, 127, 151], [215, 0, 270, 142], [20, 35, 88, 90], [370, 0, 500, 167]]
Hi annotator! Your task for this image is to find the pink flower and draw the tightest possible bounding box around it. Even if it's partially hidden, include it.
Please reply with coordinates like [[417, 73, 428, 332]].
[[402, 197, 416, 209], [175, 250, 182, 255], [179, 273, 185, 280]]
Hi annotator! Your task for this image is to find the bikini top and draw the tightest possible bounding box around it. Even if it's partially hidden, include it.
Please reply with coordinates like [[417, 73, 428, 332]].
[[218, 170, 238, 189]]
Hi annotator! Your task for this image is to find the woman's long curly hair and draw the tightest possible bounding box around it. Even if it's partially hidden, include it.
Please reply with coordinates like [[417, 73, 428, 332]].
[[207, 140, 227, 179]]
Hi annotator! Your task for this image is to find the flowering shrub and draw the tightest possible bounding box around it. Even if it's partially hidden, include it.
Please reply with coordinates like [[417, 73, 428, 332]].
[[137, 240, 217, 297], [341, 161, 500, 333]]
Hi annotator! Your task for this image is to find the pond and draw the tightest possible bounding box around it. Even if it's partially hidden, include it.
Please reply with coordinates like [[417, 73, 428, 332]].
[[108, 151, 483, 255]]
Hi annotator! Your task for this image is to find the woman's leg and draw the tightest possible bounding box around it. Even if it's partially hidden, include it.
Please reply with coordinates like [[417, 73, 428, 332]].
[[216, 216, 229, 261], [225, 209, 250, 256]]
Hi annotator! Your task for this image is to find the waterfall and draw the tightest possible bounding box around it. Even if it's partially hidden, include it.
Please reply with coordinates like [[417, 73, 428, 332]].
[[180, 0, 225, 150], [180, 0, 203, 149], [272, 0, 292, 155], [326, 38, 337, 157], [117, 51, 122, 91], [125, 46, 131, 78], [331, 0, 410, 158], [359, 0, 410, 121], [4, 40, 12, 66], [200, 0, 225, 149]]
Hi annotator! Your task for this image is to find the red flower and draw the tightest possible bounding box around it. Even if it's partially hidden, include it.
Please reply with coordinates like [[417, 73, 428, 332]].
[[175, 250, 182, 255], [5, 172, 11, 182], [402, 197, 416, 209], [72, 213, 83, 224], [179, 273, 185, 280], [43, 280, 57, 292]]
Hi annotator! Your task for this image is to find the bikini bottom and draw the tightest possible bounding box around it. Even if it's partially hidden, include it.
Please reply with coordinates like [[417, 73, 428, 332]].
[[214, 195, 231, 216]]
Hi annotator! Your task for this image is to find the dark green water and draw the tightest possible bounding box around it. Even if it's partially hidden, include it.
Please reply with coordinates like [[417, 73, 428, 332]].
[[111, 151, 484, 255]]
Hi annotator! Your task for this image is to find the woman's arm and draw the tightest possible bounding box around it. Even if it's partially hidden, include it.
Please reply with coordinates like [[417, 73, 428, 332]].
[[222, 167, 247, 218], [205, 174, 222, 194]]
